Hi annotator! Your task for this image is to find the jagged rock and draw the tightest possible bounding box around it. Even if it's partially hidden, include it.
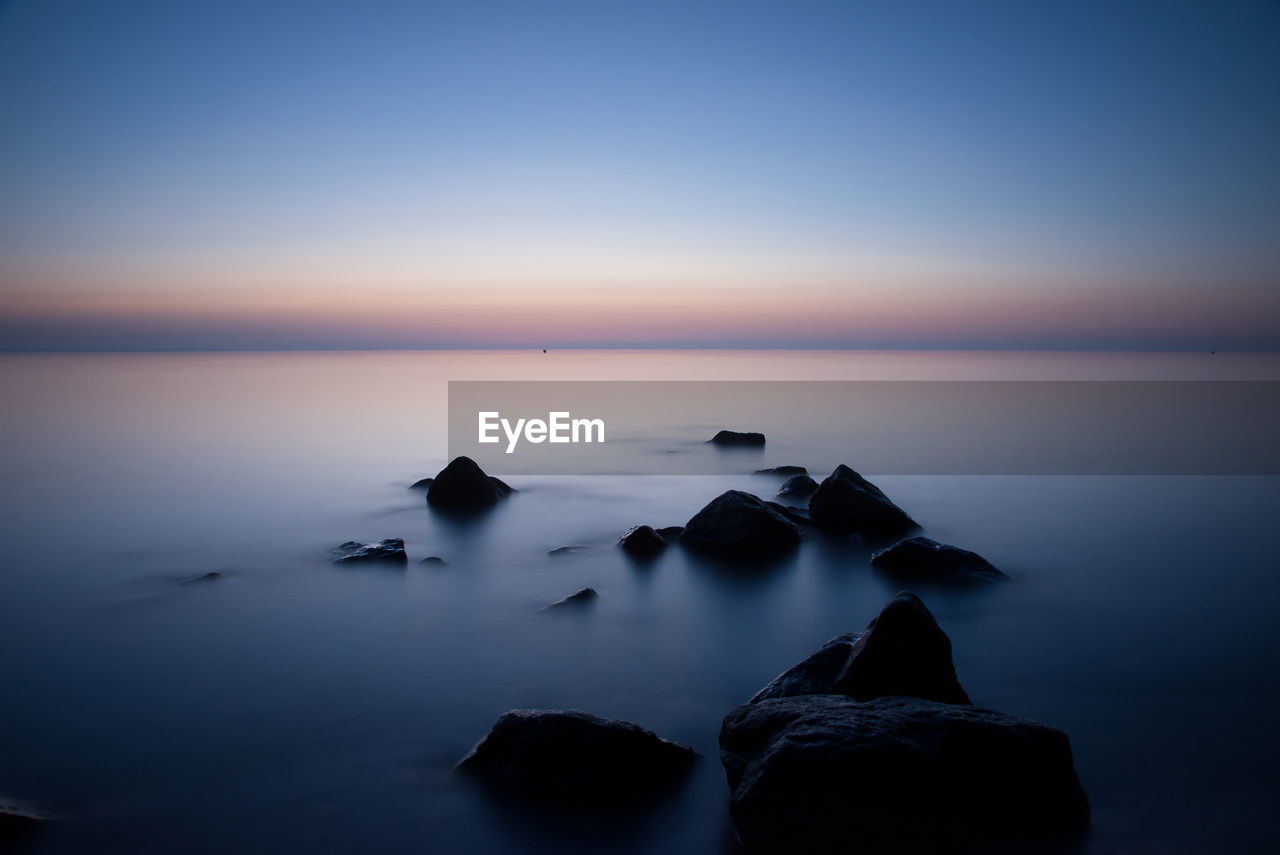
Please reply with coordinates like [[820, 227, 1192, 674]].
[[871, 537, 1008, 586], [426, 456, 513, 511], [750, 593, 969, 705], [753, 465, 807, 476], [332, 538, 408, 566], [776, 474, 818, 498], [542, 588, 597, 610], [808, 465, 918, 541], [458, 709, 696, 806], [719, 695, 1089, 854], [657, 526, 684, 543], [708, 430, 766, 447], [619, 525, 667, 558], [681, 490, 801, 561]]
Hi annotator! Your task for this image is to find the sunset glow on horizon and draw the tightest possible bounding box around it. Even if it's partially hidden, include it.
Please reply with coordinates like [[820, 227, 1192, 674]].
[[2, 0, 1278, 350]]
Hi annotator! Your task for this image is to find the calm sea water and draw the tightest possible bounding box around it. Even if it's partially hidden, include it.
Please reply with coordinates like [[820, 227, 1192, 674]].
[[2, 350, 1279, 854]]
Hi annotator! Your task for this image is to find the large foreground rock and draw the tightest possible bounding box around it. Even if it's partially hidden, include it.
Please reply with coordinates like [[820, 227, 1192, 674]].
[[457, 709, 696, 807], [681, 490, 801, 561], [751, 593, 970, 705], [426, 456, 514, 511], [720, 695, 1089, 854], [871, 536, 1008, 586], [808, 465, 918, 541], [0, 800, 48, 846]]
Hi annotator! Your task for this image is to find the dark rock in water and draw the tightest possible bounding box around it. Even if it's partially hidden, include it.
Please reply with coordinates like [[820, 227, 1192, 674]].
[[753, 465, 807, 476], [542, 588, 597, 610], [619, 525, 667, 558], [776, 473, 818, 498], [708, 430, 766, 447], [719, 694, 1089, 854], [748, 593, 969, 705], [408, 477, 433, 490], [764, 500, 810, 526], [0, 800, 48, 845], [548, 545, 590, 557], [426, 456, 513, 511], [332, 538, 408, 566], [749, 633, 861, 704], [831, 592, 970, 704], [420, 555, 447, 566], [681, 490, 801, 561], [458, 709, 696, 807], [182, 571, 223, 585], [808, 464, 918, 541], [657, 526, 684, 543], [871, 536, 1008, 586]]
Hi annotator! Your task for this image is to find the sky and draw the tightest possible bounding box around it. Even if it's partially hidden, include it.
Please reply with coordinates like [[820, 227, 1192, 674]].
[[1, 0, 1278, 350]]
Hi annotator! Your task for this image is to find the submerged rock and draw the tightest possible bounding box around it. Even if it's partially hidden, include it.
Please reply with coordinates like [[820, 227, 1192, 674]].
[[708, 430, 766, 447], [753, 465, 807, 476], [808, 464, 918, 541], [408, 477, 434, 490], [420, 555, 447, 566], [719, 695, 1089, 854], [681, 490, 801, 561], [181, 571, 223, 585], [619, 525, 667, 558], [750, 593, 969, 706], [426, 456, 514, 511], [871, 536, 1008, 586], [776, 473, 818, 499], [548, 545, 591, 557], [542, 588, 597, 610], [457, 709, 696, 807], [332, 538, 408, 566]]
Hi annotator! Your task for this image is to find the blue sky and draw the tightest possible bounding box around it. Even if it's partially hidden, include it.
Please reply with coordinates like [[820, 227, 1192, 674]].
[[1, 0, 1278, 349]]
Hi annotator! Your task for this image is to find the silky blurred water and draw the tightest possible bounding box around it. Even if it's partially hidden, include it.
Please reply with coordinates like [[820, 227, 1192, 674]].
[[1, 350, 1278, 854]]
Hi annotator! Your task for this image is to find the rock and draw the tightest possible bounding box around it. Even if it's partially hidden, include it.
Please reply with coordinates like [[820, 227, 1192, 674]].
[[681, 490, 801, 561], [181, 571, 222, 585], [458, 709, 696, 807], [657, 526, 684, 543], [708, 430, 766, 447], [332, 538, 408, 566], [748, 593, 969, 705], [548, 545, 590, 557], [542, 588, 597, 610], [420, 555, 447, 566], [764, 501, 811, 526], [808, 464, 918, 541], [618, 525, 667, 558], [749, 633, 861, 703], [832, 592, 970, 704], [719, 694, 1089, 854], [426, 456, 514, 511], [0, 800, 48, 845], [409, 477, 434, 490], [753, 465, 807, 476], [871, 537, 1008, 586], [776, 473, 818, 498]]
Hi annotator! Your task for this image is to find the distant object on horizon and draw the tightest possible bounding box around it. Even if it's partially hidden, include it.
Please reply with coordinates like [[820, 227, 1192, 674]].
[[543, 348, 547, 353]]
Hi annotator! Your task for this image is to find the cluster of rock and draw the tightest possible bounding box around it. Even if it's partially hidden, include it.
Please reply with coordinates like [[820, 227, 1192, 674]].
[[719, 593, 1089, 852]]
